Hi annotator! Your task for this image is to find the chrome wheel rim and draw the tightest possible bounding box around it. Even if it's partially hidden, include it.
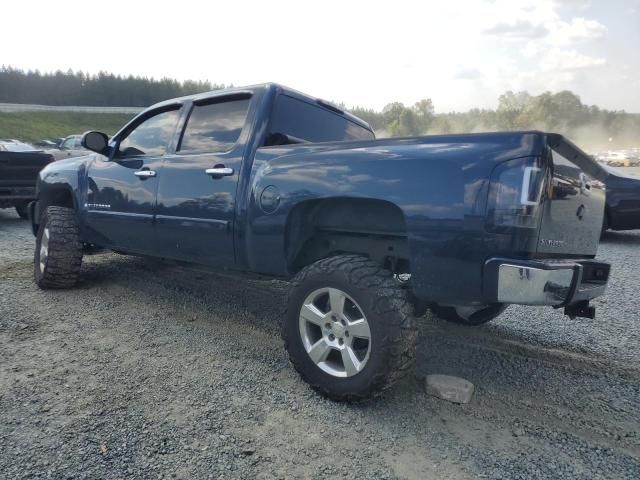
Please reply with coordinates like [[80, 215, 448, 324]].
[[298, 287, 372, 378], [39, 227, 50, 273]]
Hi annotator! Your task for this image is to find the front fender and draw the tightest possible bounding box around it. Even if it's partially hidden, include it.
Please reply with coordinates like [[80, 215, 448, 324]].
[[36, 154, 94, 221]]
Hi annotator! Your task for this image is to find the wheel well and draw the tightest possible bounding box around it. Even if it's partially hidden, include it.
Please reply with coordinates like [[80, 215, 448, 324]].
[[36, 187, 75, 228], [41, 187, 74, 211], [285, 198, 410, 274]]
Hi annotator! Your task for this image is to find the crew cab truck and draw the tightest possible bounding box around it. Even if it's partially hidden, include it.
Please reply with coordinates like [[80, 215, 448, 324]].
[[30, 84, 611, 401]]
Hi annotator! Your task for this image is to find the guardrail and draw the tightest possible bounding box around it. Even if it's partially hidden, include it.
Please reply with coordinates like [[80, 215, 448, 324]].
[[0, 103, 144, 114]]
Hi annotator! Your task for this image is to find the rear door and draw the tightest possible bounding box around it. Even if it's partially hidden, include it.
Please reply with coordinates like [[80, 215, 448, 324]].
[[84, 106, 181, 253], [154, 95, 251, 266], [536, 146, 606, 257]]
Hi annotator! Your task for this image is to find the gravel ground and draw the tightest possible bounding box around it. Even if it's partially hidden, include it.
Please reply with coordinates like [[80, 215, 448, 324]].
[[1, 208, 639, 479]]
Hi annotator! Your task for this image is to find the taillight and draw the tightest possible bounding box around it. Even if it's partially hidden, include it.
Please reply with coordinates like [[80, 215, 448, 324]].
[[486, 156, 547, 230]]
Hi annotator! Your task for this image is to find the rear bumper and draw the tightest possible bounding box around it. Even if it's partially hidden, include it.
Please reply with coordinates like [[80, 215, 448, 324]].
[[483, 258, 610, 307]]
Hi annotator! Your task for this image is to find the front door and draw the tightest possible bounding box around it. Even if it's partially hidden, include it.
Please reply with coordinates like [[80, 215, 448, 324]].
[[154, 95, 251, 266], [84, 106, 181, 253]]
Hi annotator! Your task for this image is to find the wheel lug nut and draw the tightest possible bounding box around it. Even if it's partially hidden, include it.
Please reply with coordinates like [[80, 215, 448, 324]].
[[345, 331, 349, 337], [338, 338, 344, 346], [325, 322, 331, 329], [340, 319, 346, 326], [329, 334, 335, 341]]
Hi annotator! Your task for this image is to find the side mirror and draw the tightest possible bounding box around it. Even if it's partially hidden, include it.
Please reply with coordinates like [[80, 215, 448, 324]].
[[81, 131, 109, 154]]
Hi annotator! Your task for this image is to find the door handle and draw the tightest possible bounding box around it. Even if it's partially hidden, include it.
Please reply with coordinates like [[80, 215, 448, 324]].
[[205, 167, 234, 177], [134, 170, 156, 178]]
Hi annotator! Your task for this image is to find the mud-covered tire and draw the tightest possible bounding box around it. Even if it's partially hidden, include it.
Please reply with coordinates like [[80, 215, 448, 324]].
[[14, 202, 29, 220], [283, 255, 418, 401], [430, 303, 508, 326], [34, 206, 83, 289]]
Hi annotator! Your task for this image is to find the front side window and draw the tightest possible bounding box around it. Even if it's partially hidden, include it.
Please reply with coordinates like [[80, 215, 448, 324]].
[[179, 97, 250, 154], [118, 108, 180, 157]]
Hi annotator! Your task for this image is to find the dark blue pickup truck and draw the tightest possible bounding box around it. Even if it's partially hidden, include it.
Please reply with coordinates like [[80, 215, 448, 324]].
[[30, 83, 611, 400]]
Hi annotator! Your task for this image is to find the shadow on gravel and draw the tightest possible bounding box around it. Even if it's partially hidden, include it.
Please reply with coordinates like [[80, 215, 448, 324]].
[[78, 254, 172, 289], [75, 251, 640, 415], [76, 253, 603, 372], [600, 230, 640, 245], [0, 209, 27, 224]]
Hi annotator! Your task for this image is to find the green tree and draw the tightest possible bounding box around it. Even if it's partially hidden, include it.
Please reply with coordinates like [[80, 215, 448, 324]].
[[496, 90, 533, 129], [412, 98, 435, 132]]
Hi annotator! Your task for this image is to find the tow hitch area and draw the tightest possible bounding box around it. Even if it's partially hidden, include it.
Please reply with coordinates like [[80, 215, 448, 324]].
[[564, 301, 596, 319]]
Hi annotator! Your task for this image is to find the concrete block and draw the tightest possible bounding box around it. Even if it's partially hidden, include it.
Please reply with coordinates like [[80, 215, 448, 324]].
[[425, 374, 475, 404]]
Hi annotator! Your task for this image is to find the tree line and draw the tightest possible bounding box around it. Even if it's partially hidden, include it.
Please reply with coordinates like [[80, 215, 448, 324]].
[[0, 67, 226, 107], [349, 90, 639, 149], [1, 67, 637, 149]]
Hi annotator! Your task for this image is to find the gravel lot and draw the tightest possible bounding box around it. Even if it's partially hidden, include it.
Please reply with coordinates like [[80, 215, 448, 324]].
[[1, 208, 639, 479]]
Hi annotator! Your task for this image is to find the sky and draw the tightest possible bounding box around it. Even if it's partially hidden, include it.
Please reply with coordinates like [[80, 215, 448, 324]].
[[2, 0, 639, 112]]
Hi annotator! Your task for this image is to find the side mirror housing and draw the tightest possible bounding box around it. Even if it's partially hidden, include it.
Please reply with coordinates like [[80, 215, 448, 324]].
[[81, 131, 109, 154]]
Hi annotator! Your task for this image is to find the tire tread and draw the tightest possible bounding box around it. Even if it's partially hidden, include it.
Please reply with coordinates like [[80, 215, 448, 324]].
[[34, 206, 83, 289], [283, 254, 417, 401]]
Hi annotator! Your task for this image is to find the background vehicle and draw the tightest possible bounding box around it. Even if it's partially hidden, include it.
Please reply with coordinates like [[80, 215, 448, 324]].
[[0, 139, 39, 152], [30, 84, 611, 400], [0, 140, 54, 218], [603, 166, 640, 231], [602, 151, 633, 167], [48, 134, 89, 160], [33, 139, 63, 149]]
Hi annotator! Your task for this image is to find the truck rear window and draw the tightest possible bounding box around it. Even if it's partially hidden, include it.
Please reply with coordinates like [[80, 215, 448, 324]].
[[269, 94, 374, 143]]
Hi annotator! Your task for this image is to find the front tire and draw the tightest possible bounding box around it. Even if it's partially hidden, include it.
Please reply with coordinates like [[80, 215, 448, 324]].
[[34, 206, 83, 289], [283, 255, 417, 401]]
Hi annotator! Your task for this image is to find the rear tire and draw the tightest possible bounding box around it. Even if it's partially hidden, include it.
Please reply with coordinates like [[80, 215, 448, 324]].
[[14, 202, 29, 220], [34, 206, 83, 289], [430, 303, 508, 326], [283, 255, 417, 401]]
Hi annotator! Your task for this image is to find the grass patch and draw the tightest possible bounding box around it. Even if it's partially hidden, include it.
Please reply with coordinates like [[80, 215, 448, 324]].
[[0, 111, 135, 142]]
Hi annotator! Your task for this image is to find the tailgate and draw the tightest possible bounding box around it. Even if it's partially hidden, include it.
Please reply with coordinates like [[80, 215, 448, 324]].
[[537, 135, 607, 257], [0, 151, 52, 187]]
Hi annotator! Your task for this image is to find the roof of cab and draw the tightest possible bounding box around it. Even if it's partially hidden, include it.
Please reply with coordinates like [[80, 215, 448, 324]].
[[146, 83, 373, 131]]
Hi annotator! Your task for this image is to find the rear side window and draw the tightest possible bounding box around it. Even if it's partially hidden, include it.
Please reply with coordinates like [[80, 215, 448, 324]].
[[269, 94, 374, 143], [179, 98, 250, 153]]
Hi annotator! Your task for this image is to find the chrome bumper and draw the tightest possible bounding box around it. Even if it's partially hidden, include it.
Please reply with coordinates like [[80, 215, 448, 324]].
[[484, 258, 610, 307]]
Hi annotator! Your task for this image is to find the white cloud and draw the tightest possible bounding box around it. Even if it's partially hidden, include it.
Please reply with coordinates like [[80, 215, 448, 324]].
[[483, 20, 549, 38], [547, 17, 607, 45], [478, 0, 611, 105], [539, 48, 606, 70], [453, 68, 484, 80], [0, 0, 635, 112]]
